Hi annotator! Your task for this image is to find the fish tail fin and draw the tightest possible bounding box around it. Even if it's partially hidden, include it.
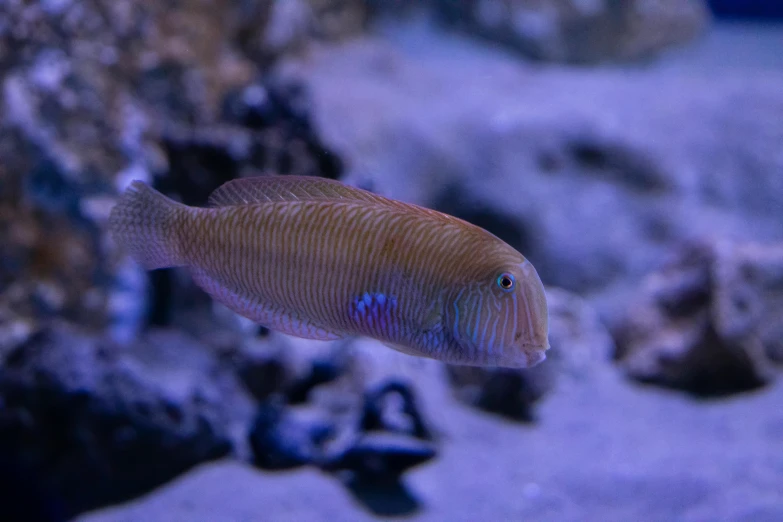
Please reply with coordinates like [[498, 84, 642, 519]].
[[109, 181, 188, 269]]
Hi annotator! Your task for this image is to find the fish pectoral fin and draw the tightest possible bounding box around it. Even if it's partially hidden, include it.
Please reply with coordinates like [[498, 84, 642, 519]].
[[207, 175, 394, 208], [419, 297, 443, 334], [190, 268, 344, 341]]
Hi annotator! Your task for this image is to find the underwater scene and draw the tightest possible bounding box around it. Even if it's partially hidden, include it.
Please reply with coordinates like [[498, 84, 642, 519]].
[[1, 1, 782, 521]]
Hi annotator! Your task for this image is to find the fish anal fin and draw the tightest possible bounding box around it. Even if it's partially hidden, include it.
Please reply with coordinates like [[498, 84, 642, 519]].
[[208, 175, 393, 208], [419, 294, 444, 333]]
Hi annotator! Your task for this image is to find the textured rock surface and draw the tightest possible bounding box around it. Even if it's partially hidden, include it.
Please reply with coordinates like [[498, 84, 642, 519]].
[[0, 323, 253, 520], [249, 399, 335, 469], [432, 0, 711, 63], [615, 240, 783, 396]]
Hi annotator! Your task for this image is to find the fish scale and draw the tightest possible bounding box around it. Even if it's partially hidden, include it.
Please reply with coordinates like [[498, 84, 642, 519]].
[[109, 176, 550, 368]]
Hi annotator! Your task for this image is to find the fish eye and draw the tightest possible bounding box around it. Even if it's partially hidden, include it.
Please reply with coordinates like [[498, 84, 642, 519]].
[[497, 273, 515, 292]]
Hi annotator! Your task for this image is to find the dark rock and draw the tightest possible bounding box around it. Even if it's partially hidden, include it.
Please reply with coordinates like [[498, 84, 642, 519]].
[[248, 400, 335, 470], [240, 337, 363, 471], [219, 333, 357, 405], [432, 0, 710, 63], [321, 430, 435, 517], [232, 344, 292, 403], [323, 432, 436, 479], [615, 240, 783, 396], [0, 323, 252, 520], [711, 241, 783, 367], [446, 364, 551, 422], [0, 448, 69, 522]]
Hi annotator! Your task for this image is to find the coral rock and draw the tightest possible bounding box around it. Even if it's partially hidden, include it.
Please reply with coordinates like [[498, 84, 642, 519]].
[[0, 323, 252, 519], [433, 0, 710, 63], [615, 240, 783, 396]]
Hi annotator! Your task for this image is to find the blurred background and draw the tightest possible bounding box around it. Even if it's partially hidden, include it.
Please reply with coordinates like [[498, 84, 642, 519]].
[[1, 1, 782, 521]]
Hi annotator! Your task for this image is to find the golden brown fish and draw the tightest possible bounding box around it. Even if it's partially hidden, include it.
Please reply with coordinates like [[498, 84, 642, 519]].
[[109, 176, 549, 367]]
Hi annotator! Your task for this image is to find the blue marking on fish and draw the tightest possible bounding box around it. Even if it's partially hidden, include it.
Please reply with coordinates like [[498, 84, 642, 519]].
[[350, 292, 398, 335]]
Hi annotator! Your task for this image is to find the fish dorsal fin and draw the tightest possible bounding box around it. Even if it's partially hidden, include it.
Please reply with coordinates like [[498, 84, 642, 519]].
[[208, 175, 391, 207]]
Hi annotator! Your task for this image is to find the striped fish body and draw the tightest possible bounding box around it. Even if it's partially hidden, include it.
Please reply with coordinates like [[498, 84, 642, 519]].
[[109, 176, 550, 368]]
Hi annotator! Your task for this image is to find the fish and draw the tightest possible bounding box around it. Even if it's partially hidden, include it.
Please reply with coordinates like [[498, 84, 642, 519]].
[[109, 176, 549, 368]]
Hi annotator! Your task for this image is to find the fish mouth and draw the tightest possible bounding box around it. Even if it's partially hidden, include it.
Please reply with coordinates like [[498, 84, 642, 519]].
[[485, 344, 548, 369], [523, 349, 547, 368]]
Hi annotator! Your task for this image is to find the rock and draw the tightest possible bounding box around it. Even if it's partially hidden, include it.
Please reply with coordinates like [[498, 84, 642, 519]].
[[241, 340, 438, 490], [308, 0, 369, 40], [322, 430, 436, 518], [1, 0, 262, 185], [262, 0, 369, 58], [432, 0, 711, 63], [711, 241, 783, 367], [446, 287, 613, 420], [280, 32, 783, 323], [446, 364, 551, 422], [218, 333, 360, 407], [248, 400, 335, 470], [323, 432, 436, 478], [614, 240, 783, 396], [0, 323, 253, 520]]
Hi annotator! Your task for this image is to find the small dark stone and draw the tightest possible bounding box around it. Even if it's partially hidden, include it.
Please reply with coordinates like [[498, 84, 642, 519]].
[[236, 351, 290, 402], [248, 401, 334, 470], [0, 449, 68, 522], [568, 138, 670, 193], [446, 365, 551, 422], [322, 432, 436, 480]]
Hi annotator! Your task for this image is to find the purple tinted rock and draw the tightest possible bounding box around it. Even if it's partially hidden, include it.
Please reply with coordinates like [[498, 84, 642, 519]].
[[0, 323, 252, 519]]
